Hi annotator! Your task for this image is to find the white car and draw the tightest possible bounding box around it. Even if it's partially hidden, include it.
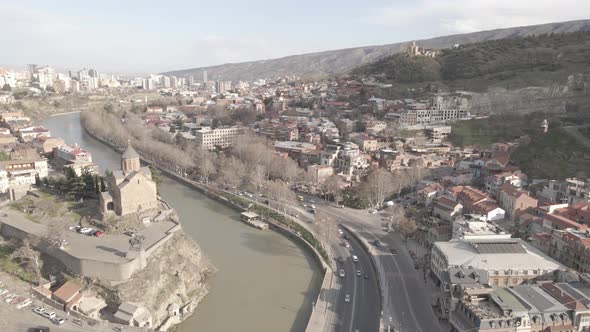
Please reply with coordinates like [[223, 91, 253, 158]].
[[42, 311, 56, 319], [4, 294, 16, 303], [337, 229, 343, 235], [16, 298, 32, 309], [344, 242, 350, 248], [339, 269, 345, 278], [52, 317, 65, 325], [79, 227, 94, 234], [69, 225, 80, 231], [352, 255, 358, 263], [33, 307, 46, 315], [0, 289, 8, 296], [345, 294, 351, 302]]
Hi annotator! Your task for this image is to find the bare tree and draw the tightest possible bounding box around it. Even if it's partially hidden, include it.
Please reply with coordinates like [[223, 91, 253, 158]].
[[362, 168, 395, 209], [399, 218, 418, 241], [322, 174, 341, 202], [11, 239, 42, 285]]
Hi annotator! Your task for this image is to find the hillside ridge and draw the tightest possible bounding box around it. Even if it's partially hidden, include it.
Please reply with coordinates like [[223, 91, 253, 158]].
[[162, 19, 590, 81]]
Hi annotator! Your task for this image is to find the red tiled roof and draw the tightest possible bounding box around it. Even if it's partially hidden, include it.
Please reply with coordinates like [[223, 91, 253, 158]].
[[544, 213, 587, 231]]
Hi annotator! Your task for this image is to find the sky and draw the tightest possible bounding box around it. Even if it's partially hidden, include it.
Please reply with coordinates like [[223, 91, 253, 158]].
[[1, 0, 589, 75]]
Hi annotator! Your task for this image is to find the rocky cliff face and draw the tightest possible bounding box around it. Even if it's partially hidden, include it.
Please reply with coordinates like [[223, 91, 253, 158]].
[[100, 230, 214, 328]]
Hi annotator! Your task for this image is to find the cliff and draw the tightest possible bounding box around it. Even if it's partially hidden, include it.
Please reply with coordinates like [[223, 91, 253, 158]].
[[97, 230, 214, 329]]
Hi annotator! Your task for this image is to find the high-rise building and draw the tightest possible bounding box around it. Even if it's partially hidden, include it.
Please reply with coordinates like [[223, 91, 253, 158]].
[[203, 71, 207, 85], [188, 76, 194, 85], [161, 76, 170, 88], [170, 76, 178, 89]]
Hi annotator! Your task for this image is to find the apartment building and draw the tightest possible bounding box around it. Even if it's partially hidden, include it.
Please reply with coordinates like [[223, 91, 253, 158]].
[[194, 126, 245, 150]]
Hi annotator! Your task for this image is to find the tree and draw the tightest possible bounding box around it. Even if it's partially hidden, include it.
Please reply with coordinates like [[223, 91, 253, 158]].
[[322, 174, 341, 202], [10, 239, 42, 285], [361, 169, 395, 209], [399, 218, 418, 241]]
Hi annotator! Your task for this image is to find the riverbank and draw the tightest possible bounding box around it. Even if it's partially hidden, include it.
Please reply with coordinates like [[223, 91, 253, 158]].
[[81, 117, 333, 332]]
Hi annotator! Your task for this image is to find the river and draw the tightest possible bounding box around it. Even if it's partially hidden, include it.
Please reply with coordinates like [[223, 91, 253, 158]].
[[43, 112, 322, 332]]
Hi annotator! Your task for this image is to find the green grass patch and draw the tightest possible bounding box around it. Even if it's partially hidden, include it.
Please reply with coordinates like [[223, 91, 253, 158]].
[[0, 245, 36, 283], [511, 128, 590, 180]]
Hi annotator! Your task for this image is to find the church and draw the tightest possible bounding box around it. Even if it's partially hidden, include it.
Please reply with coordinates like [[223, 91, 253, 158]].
[[99, 143, 158, 217]]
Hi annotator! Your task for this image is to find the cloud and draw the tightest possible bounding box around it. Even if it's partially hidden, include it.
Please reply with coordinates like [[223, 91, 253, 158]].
[[365, 0, 590, 34]]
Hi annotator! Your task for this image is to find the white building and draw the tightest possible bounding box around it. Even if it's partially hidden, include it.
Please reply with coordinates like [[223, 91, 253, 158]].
[[194, 126, 245, 150], [430, 238, 563, 287]]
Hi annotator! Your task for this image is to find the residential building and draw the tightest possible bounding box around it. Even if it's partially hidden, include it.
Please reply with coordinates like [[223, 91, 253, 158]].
[[18, 126, 51, 142], [452, 215, 511, 240], [497, 183, 538, 220], [113, 302, 153, 328], [307, 165, 334, 184], [417, 182, 444, 206], [433, 197, 464, 222], [52, 281, 82, 312], [194, 126, 245, 150]]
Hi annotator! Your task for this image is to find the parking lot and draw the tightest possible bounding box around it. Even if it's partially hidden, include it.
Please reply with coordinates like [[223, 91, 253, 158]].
[[0, 271, 113, 332]]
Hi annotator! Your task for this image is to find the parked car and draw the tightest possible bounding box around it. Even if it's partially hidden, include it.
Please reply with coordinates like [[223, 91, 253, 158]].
[[69, 225, 80, 232], [124, 231, 136, 237], [373, 239, 382, 247], [42, 311, 56, 319], [78, 227, 93, 234], [17, 298, 32, 309], [4, 294, 16, 303], [51, 317, 65, 326], [93, 231, 105, 237], [390, 248, 398, 255], [33, 307, 46, 315], [28, 327, 50, 332], [343, 241, 350, 248], [343, 234, 350, 240], [337, 229, 343, 235]]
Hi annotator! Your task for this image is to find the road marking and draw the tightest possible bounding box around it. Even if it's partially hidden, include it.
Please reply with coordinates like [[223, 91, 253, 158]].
[[349, 239, 359, 332]]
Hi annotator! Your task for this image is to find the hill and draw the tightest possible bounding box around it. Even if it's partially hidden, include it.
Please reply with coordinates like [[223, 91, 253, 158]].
[[353, 31, 590, 90], [162, 20, 590, 81]]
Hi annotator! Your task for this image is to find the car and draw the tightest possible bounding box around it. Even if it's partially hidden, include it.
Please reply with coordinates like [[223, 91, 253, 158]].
[[51, 317, 65, 325], [78, 227, 93, 234], [309, 199, 316, 203], [337, 229, 343, 235], [310, 205, 316, 210], [27, 326, 50, 332], [352, 255, 358, 263], [0, 288, 8, 296], [4, 294, 16, 303], [373, 239, 382, 247], [343, 234, 350, 240], [356, 270, 361, 277], [17, 298, 32, 309], [337, 257, 344, 264], [364, 273, 369, 279], [339, 269, 345, 278], [33, 307, 46, 315], [42, 311, 56, 319], [124, 231, 136, 237], [344, 241, 350, 248], [93, 231, 105, 237], [345, 294, 351, 302], [390, 248, 398, 255], [69, 225, 80, 232], [72, 318, 83, 327]]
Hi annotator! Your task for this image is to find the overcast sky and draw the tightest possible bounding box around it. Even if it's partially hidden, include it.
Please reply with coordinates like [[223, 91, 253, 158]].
[[1, 0, 588, 75]]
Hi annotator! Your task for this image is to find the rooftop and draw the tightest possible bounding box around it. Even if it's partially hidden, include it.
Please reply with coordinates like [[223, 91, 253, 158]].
[[434, 238, 563, 272]]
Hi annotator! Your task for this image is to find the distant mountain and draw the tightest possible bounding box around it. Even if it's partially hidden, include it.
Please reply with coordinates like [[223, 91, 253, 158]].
[[162, 19, 590, 81]]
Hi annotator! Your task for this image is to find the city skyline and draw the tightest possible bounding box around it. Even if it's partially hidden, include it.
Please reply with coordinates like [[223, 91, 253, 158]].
[[1, 0, 589, 74]]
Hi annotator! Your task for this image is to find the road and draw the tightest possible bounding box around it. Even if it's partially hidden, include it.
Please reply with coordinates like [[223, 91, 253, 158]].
[[311, 198, 441, 332], [330, 228, 381, 332]]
